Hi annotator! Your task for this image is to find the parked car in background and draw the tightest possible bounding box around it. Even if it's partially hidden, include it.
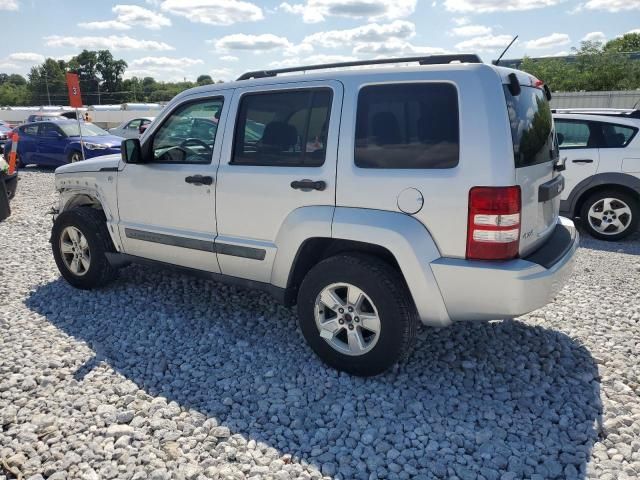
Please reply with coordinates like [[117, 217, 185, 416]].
[[3, 121, 123, 167], [0, 124, 13, 153], [26, 111, 80, 123], [553, 108, 640, 240], [109, 117, 155, 138]]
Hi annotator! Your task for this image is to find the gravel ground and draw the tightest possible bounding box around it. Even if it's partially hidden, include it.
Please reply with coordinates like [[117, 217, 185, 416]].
[[1, 169, 639, 480]]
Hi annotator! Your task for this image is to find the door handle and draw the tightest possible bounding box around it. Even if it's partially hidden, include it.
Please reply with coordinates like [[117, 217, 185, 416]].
[[572, 159, 594, 164], [290, 179, 326, 191], [185, 175, 213, 186]]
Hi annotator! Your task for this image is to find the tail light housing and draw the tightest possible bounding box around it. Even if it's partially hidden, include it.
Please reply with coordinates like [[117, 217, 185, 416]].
[[466, 186, 521, 260]]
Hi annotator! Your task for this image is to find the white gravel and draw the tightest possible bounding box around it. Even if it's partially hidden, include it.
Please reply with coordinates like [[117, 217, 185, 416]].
[[1, 169, 639, 480]]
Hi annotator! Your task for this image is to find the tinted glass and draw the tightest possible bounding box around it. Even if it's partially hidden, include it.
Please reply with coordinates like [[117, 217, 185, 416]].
[[602, 123, 637, 148], [152, 98, 223, 164], [355, 83, 459, 169], [232, 89, 332, 167], [504, 86, 555, 168], [555, 120, 591, 148], [39, 123, 63, 137], [21, 125, 39, 135], [127, 119, 142, 130]]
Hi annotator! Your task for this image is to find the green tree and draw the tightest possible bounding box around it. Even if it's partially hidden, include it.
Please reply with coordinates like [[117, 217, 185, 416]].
[[197, 74, 213, 85], [604, 32, 640, 53], [27, 58, 67, 105], [96, 50, 127, 103]]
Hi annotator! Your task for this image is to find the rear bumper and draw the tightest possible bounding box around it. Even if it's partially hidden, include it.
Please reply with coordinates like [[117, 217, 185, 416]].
[[430, 217, 578, 322]]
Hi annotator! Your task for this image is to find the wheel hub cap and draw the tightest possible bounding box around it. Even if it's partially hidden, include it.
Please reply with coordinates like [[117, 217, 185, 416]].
[[60, 226, 91, 276], [587, 197, 632, 235], [314, 283, 381, 356]]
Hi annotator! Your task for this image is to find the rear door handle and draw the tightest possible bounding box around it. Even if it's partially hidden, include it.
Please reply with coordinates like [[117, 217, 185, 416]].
[[572, 159, 594, 164], [185, 175, 213, 186], [291, 179, 326, 191]]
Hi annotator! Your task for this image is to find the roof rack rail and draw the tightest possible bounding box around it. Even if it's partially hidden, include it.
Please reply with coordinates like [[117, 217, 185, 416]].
[[236, 54, 483, 81], [552, 108, 640, 119]]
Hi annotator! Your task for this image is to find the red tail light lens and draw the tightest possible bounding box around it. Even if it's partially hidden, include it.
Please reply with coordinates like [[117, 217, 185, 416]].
[[466, 186, 521, 260]]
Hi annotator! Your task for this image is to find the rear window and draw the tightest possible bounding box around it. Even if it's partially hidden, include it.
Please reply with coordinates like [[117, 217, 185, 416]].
[[504, 86, 556, 168], [355, 83, 459, 169]]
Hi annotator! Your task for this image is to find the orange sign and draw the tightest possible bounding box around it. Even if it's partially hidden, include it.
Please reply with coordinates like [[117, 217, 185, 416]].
[[66, 72, 83, 108]]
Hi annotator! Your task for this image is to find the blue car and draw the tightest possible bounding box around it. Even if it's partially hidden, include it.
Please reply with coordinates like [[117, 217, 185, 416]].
[[4, 120, 123, 167]]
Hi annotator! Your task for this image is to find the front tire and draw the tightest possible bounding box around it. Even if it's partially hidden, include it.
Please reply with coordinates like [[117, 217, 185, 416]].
[[51, 207, 117, 289], [297, 253, 417, 376], [580, 190, 639, 241], [68, 150, 82, 163]]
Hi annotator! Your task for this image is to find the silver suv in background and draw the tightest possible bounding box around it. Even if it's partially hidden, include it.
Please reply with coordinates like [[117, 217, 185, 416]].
[[554, 108, 640, 240], [50, 55, 578, 376]]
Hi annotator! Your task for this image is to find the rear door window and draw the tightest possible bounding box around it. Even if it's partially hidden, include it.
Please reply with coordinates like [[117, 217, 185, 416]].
[[504, 86, 555, 168], [355, 83, 459, 169], [601, 123, 637, 148], [555, 119, 606, 149]]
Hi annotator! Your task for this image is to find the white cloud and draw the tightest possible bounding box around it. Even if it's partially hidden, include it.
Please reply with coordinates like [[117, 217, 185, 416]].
[[354, 40, 447, 56], [445, 0, 561, 13], [79, 4, 171, 30], [449, 25, 492, 37], [304, 20, 415, 48], [582, 31, 606, 42], [160, 0, 263, 26], [44, 35, 174, 51], [455, 34, 513, 51], [280, 0, 416, 23], [581, 0, 640, 11], [524, 33, 571, 50], [130, 56, 204, 68], [0, 62, 19, 70], [79, 20, 131, 30], [220, 55, 239, 62], [628, 29, 640, 34], [0, 0, 18, 11], [209, 67, 235, 80], [453, 17, 471, 25], [214, 33, 292, 51], [269, 54, 358, 68], [7, 52, 45, 63]]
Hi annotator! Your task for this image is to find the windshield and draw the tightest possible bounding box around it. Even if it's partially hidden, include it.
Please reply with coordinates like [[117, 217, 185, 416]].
[[59, 123, 109, 137], [504, 85, 556, 168]]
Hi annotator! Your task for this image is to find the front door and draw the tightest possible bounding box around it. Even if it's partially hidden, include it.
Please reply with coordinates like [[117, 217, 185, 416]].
[[215, 81, 342, 283], [116, 93, 230, 272], [555, 118, 601, 201]]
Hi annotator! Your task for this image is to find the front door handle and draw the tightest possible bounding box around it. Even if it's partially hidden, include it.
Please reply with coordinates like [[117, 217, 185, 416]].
[[572, 159, 594, 164], [291, 179, 326, 191], [185, 175, 213, 186]]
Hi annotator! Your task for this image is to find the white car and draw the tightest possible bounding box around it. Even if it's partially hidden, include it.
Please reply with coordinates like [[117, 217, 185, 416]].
[[554, 109, 640, 240], [108, 117, 155, 139], [50, 55, 578, 376]]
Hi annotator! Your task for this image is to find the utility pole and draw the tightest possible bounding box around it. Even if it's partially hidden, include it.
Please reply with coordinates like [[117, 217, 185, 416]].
[[97, 82, 101, 105]]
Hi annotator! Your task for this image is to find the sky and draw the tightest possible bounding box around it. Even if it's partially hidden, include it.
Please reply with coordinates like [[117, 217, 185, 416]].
[[0, 0, 638, 83]]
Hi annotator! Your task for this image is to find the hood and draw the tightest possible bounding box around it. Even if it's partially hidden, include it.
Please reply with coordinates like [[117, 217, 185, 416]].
[[55, 153, 121, 174], [69, 135, 123, 147]]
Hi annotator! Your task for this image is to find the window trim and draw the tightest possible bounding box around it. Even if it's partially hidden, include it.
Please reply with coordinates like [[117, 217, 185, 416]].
[[353, 81, 461, 170], [556, 118, 639, 150], [145, 96, 225, 165], [230, 87, 334, 168]]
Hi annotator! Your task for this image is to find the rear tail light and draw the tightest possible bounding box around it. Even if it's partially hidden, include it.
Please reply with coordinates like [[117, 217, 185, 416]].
[[466, 186, 521, 260]]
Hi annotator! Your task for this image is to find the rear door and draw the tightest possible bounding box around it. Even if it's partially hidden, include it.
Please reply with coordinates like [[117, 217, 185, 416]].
[[504, 84, 561, 256], [17, 124, 40, 165], [215, 81, 342, 283], [555, 118, 600, 199], [37, 122, 67, 165]]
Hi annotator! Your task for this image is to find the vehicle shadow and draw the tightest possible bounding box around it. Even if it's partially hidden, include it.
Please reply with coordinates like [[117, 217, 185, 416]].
[[26, 265, 602, 479], [575, 222, 640, 256]]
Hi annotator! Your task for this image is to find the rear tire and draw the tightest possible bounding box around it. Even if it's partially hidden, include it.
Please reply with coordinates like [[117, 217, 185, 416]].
[[51, 207, 118, 289], [297, 253, 418, 376], [580, 189, 639, 241]]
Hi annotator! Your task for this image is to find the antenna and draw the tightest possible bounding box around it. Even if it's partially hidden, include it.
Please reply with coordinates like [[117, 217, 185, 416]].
[[494, 36, 519, 66]]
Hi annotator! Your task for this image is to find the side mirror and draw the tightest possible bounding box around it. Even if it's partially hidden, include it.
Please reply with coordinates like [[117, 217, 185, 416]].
[[122, 138, 143, 164]]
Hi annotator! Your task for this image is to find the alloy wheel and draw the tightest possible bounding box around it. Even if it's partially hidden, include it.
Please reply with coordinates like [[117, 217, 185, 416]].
[[60, 226, 91, 276], [587, 197, 632, 236]]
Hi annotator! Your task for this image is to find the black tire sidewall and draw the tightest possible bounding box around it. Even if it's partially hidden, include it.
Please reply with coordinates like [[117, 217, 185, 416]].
[[51, 208, 113, 289], [580, 190, 639, 241], [297, 255, 414, 376]]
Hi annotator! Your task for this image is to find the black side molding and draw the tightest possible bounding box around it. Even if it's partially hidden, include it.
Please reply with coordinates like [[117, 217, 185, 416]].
[[524, 223, 576, 269], [99, 167, 119, 172]]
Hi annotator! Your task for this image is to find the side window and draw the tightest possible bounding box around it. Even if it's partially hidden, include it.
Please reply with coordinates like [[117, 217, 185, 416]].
[[555, 120, 593, 148], [355, 83, 459, 169], [232, 88, 332, 167], [151, 98, 223, 164], [20, 125, 39, 136], [39, 123, 62, 136], [127, 119, 142, 130], [601, 123, 637, 148]]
